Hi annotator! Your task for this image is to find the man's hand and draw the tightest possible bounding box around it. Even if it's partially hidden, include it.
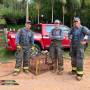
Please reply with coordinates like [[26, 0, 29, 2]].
[[16, 44, 21, 50], [31, 45, 35, 50], [81, 35, 88, 45], [80, 40, 87, 45], [84, 35, 88, 40]]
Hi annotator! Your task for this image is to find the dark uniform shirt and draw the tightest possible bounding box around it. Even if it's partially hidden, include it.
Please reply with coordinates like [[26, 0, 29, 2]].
[[49, 27, 64, 41], [16, 27, 34, 46], [69, 25, 89, 47]]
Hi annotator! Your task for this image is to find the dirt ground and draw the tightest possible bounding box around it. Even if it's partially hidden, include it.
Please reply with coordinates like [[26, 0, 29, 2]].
[[0, 58, 90, 90]]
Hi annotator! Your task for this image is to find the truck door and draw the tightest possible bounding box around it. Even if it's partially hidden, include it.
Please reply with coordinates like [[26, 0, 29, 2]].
[[42, 24, 54, 49]]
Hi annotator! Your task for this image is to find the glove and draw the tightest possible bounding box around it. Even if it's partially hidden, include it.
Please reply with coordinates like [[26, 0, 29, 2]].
[[31, 45, 36, 56], [16, 44, 21, 50], [31, 45, 35, 50], [80, 40, 87, 45], [84, 35, 88, 40]]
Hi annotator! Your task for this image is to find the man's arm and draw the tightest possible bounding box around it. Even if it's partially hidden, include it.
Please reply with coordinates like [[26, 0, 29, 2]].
[[80, 26, 89, 45], [15, 29, 21, 45], [82, 26, 90, 40], [68, 28, 73, 40], [15, 29, 22, 50]]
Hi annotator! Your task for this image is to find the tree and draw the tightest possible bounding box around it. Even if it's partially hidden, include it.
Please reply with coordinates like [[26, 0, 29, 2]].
[[60, 0, 66, 24], [0, 0, 3, 4], [51, 0, 54, 23], [66, 0, 82, 26], [35, 1, 41, 24]]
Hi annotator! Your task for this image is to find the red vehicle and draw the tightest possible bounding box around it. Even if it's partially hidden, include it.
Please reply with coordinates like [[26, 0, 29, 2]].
[[5, 24, 70, 54]]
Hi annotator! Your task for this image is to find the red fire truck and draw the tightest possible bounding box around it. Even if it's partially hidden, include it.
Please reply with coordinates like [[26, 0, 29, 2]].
[[5, 24, 70, 54]]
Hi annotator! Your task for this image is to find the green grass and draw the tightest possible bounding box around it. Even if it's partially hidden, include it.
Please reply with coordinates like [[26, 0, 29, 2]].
[[85, 40, 90, 58], [0, 47, 15, 62], [0, 32, 15, 62]]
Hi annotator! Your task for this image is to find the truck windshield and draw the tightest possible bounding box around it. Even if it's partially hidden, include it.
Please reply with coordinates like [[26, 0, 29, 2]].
[[45, 25, 55, 33], [45, 25, 70, 34]]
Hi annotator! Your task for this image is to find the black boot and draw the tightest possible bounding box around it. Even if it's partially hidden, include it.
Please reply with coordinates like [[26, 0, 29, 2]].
[[13, 68, 20, 76]]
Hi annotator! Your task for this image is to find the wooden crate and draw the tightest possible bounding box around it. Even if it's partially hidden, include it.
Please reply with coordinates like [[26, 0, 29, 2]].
[[30, 53, 52, 75]]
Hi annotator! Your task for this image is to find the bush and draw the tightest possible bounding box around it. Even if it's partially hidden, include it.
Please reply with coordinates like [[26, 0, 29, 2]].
[[1, 7, 26, 25], [80, 10, 90, 28]]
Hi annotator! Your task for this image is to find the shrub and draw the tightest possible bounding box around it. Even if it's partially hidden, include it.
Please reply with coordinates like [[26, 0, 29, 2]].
[[1, 7, 25, 25]]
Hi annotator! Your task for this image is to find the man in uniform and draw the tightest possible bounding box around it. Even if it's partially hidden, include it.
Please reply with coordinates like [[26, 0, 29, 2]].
[[49, 19, 64, 75], [69, 17, 89, 80], [13, 20, 34, 76]]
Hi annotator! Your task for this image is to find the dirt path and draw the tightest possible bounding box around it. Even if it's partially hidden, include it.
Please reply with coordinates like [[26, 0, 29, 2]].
[[0, 59, 90, 90]]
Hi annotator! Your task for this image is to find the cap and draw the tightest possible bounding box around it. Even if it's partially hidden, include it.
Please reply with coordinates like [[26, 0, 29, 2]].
[[73, 17, 80, 22], [54, 19, 61, 24], [26, 20, 31, 24]]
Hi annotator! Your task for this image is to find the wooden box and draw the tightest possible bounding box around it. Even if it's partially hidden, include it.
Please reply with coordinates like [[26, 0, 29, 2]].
[[30, 53, 51, 75]]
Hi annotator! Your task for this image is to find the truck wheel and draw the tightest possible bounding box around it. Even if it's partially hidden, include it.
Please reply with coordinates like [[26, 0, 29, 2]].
[[31, 44, 41, 56]]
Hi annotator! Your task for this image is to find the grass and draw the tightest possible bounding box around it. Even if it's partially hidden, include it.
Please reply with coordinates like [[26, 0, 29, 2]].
[[0, 32, 14, 62], [0, 47, 15, 62], [84, 40, 90, 59]]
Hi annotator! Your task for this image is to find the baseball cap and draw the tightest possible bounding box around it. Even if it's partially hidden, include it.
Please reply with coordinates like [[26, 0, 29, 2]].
[[26, 20, 31, 24], [73, 17, 80, 22], [54, 19, 61, 24]]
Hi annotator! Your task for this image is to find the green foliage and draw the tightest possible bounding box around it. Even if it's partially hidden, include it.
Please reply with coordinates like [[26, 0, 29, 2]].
[[85, 0, 90, 6], [0, 0, 90, 26], [0, 32, 15, 62], [85, 41, 90, 58], [0, 18, 6, 24], [66, 0, 82, 16], [1, 7, 25, 19], [7, 24, 24, 31], [80, 10, 90, 28], [0, 47, 15, 62]]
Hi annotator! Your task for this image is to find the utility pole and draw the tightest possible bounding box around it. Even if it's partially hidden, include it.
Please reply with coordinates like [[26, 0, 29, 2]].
[[26, 0, 29, 21], [51, 0, 54, 23], [35, 2, 40, 24], [60, 0, 66, 24]]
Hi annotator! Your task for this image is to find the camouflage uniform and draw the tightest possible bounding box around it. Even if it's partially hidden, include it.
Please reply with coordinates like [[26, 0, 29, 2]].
[[15, 27, 34, 72], [49, 27, 64, 73], [69, 25, 89, 77]]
